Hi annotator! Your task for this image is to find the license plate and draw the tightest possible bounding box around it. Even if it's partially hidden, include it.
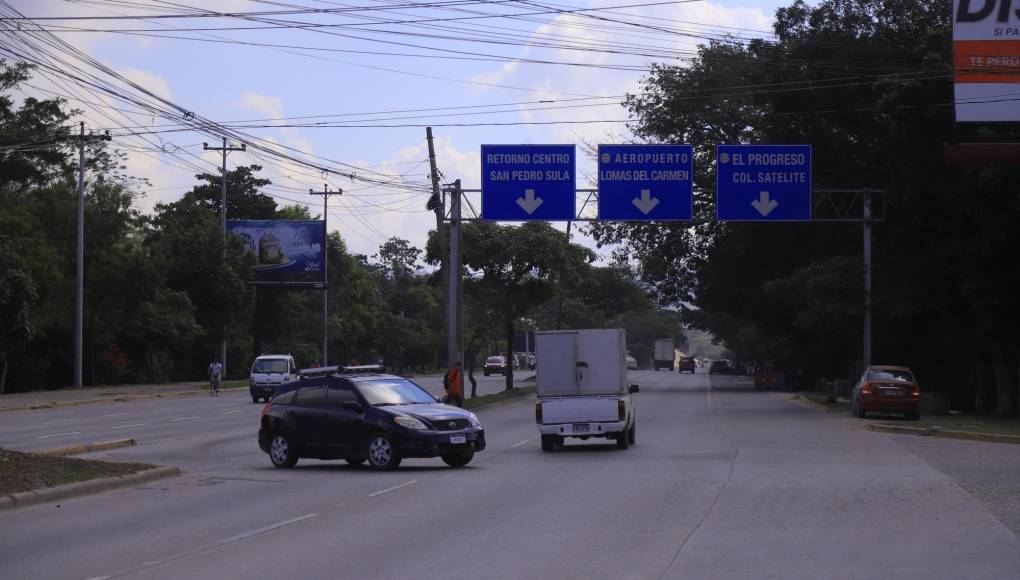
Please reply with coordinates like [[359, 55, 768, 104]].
[[450, 435, 467, 444], [572, 423, 590, 433], [883, 389, 901, 397]]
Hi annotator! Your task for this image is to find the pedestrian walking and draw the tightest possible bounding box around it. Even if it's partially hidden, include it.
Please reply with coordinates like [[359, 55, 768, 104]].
[[208, 359, 223, 396], [443, 362, 464, 407]]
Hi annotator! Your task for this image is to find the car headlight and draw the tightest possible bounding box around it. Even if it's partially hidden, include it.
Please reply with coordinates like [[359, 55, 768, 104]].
[[468, 413, 482, 428], [394, 416, 428, 430]]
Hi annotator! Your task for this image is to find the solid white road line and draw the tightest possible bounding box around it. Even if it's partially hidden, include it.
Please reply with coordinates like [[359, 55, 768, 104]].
[[511, 439, 530, 449], [36, 431, 81, 439], [369, 480, 418, 498], [111, 423, 147, 429], [171, 416, 200, 422], [220, 409, 244, 415]]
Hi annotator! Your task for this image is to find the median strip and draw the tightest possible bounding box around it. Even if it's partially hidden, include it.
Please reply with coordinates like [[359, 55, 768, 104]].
[[38, 438, 136, 457]]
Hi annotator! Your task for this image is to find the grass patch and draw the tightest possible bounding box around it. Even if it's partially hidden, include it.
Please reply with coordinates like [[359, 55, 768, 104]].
[[0, 447, 155, 495], [463, 386, 536, 410], [880, 415, 1020, 437]]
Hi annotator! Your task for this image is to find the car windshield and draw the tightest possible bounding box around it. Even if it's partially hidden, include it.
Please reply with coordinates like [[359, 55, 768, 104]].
[[357, 379, 436, 406], [868, 369, 914, 383], [486, 356, 504, 363], [253, 359, 289, 373]]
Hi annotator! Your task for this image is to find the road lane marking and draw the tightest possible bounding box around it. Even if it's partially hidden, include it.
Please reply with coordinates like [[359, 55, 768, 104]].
[[369, 480, 418, 497], [100, 412, 129, 418], [42, 418, 79, 425], [221, 513, 318, 543], [171, 416, 200, 422], [36, 431, 81, 439], [111, 423, 146, 429], [511, 439, 530, 449], [220, 409, 244, 415]]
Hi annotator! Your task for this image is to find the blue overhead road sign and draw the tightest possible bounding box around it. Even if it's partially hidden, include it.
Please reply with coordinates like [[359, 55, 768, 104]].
[[597, 144, 693, 221], [481, 144, 575, 221], [716, 145, 812, 221]]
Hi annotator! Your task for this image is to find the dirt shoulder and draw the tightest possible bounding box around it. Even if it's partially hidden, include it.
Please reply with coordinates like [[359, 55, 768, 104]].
[[0, 379, 248, 412], [0, 447, 156, 496]]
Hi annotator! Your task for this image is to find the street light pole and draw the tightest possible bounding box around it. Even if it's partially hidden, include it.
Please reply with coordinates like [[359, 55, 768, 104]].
[[203, 137, 245, 376]]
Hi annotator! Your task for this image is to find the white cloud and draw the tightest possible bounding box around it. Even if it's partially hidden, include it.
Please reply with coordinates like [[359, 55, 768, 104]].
[[119, 68, 173, 101]]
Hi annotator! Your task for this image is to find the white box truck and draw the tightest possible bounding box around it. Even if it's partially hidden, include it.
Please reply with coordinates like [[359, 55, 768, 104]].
[[653, 338, 675, 371], [535, 329, 639, 451]]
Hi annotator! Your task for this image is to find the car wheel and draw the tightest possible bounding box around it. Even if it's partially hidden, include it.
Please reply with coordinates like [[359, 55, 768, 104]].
[[367, 434, 402, 470], [483, 371, 489, 377], [252, 395, 259, 404], [345, 457, 365, 466], [269, 433, 298, 468], [616, 429, 629, 450], [541, 434, 556, 452], [858, 406, 867, 418], [628, 422, 636, 444], [441, 452, 474, 467]]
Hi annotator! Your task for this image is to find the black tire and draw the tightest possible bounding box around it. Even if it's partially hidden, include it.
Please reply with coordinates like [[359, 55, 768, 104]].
[[616, 429, 630, 450], [857, 406, 867, 418], [345, 457, 365, 466], [252, 395, 260, 403], [441, 452, 474, 467], [483, 371, 489, 377], [269, 432, 299, 468], [628, 422, 636, 444], [366, 433, 402, 470], [541, 434, 556, 452]]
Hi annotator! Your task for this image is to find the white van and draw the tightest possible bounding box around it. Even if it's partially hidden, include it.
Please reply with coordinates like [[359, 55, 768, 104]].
[[249, 354, 297, 403]]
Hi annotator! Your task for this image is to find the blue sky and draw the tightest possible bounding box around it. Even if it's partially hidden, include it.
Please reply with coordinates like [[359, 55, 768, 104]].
[[9, 0, 788, 257]]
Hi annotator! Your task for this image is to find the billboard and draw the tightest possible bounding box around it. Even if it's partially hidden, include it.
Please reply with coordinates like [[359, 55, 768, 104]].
[[953, 0, 1020, 122], [227, 220, 325, 286]]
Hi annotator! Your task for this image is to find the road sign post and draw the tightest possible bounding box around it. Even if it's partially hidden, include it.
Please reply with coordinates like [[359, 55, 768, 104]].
[[481, 144, 575, 221], [716, 145, 812, 221], [597, 144, 693, 221]]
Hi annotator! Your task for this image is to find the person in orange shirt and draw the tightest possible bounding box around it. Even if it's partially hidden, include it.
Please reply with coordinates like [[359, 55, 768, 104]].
[[443, 361, 464, 407]]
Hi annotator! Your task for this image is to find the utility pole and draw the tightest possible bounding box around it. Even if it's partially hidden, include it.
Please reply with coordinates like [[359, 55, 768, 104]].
[[862, 190, 872, 369], [310, 185, 341, 366], [425, 128, 449, 366], [447, 179, 463, 367], [203, 137, 245, 377], [73, 122, 111, 388]]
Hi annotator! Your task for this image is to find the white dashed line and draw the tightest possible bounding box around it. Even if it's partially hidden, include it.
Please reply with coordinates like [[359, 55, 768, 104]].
[[511, 439, 530, 449], [100, 412, 129, 418], [171, 416, 200, 422], [41, 418, 79, 425], [36, 431, 81, 439], [112, 423, 147, 429], [369, 480, 418, 498], [221, 513, 318, 543], [220, 410, 244, 415]]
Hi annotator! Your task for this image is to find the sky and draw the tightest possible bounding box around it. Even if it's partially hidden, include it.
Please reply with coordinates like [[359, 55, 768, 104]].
[[3, 0, 787, 259]]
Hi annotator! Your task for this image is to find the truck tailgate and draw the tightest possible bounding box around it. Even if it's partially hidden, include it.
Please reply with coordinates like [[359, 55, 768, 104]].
[[541, 396, 620, 423]]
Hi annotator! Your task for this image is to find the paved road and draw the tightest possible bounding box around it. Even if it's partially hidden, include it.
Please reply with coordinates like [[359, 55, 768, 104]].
[[0, 373, 525, 453], [1, 370, 1018, 579]]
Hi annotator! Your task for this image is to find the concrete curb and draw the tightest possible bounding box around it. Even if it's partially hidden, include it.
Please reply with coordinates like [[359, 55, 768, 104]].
[[792, 393, 844, 413], [868, 423, 1020, 445], [0, 466, 181, 512], [464, 386, 537, 411], [0, 386, 248, 414], [38, 438, 136, 457]]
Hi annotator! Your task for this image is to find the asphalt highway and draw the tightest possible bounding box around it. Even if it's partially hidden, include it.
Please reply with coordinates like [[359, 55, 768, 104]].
[[1, 370, 1018, 579]]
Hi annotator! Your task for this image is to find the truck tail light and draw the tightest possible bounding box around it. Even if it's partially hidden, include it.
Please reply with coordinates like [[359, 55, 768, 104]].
[[618, 400, 626, 421], [535, 402, 543, 424]]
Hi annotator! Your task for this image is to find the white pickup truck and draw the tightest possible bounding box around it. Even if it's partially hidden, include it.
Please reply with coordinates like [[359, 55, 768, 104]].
[[534, 329, 638, 451]]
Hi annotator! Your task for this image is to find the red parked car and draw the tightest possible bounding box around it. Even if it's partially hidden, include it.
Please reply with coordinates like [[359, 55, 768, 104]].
[[851, 365, 920, 420]]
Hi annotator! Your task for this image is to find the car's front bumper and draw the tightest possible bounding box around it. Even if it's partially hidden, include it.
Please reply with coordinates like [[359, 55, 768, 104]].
[[393, 427, 486, 457]]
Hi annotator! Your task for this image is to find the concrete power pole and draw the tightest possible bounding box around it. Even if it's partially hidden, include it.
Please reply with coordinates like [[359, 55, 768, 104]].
[[863, 190, 872, 369], [73, 122, 111, 388], [310, 185, 341, 366], [425, 128, 450, 366], [447, 180, 463, 367], [203, 137, 245, 377]]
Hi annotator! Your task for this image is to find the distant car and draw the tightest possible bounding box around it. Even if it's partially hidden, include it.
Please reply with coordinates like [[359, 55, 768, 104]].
[[484, 355, 507, 376], [249, 354, 297, 403], [259, 372, 485, 470], [626, 354, 638, 370], [708, 360, 732, 375], [678, 357, 696, 373], [852, 365, 920, 420]]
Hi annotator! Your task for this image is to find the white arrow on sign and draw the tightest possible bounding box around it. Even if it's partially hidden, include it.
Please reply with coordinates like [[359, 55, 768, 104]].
[[631, 189, 660, 215], [516, 188, 544, 215], [751, 191, 779, 216]]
